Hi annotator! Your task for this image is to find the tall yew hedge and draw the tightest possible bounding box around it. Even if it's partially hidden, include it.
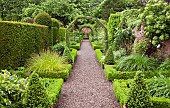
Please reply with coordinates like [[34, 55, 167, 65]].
[[0, 21, 52, 69]]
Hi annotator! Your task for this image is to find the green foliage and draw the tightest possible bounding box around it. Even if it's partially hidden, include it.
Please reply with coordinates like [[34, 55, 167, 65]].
[[107, 13, 121, 44], [118, 54, 158, 71], [127, 72, 152, 108], [140, 0, 170, 46], [25, 72, 49, 108], [113, 49, 126, 60], [147, 75, 170, 98], [0, 70, 26, 107], [134, 38, 150, 55], [51, 18, 60, 28], [41, 78, 63, 106], [158, 59, 170, 71], [114, 28, 134, 53], [28, 51, 68, 74], [63, 46, 73, 63], [0, 21, 52, 69], [95, 49, 104, 66], [51, 43, 66, 56], [59, 27, 66, 42], [71, 48, 78, 63], [34, 12, 52, 27], [104, 46, 114, 65]]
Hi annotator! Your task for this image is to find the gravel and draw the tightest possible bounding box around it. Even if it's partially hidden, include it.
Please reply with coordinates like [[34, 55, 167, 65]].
[[54, 39, 120, 108]]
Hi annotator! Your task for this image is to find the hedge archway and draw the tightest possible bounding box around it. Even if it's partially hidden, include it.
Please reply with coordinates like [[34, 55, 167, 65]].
[[66, 16, 108, 52]]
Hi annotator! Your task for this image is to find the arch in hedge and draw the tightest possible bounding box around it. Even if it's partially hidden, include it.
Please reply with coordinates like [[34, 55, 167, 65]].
[[66, 16, 108, 52]]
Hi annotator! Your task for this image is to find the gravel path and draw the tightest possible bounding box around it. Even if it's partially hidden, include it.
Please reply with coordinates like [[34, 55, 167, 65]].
[[54, 39, 120, 108]]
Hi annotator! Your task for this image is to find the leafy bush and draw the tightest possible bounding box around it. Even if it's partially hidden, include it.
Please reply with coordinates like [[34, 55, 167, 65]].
[[113, 49, 126, 60], [34, 12, 52, 27], [147, 75, 170, 98], [25, 72, 49, 108], [159, 59, 170, 71], [140, 0, 170, 46], [0, 21, 52, 69], [117, 54, 158, 71], [51, 18, 60, 44], [41, 78, 63, 106], [28, 51, 68, 73], [0, 70, 26, 107], [133, 38, 150, 55], [127, 72, 152, 108], [63, 46, 73, 63], [104, 46, 114, 65], [51, 43, 66, 55]]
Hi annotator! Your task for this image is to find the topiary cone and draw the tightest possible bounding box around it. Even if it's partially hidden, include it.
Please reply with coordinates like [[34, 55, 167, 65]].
[[104, 46, 114, 65], [63, 46, 73, 63], [126, 72, 152, 108]]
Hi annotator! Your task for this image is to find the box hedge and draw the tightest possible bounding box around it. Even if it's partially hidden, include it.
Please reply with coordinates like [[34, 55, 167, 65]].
[[113, 79, 170, 108], [0, 21, 53, 69], [51, 18, 60, 44], [104, 65, 170, 81], [37, 64, 72, 80], [95, 49, 104, 66], [70, 43, 80, 50], [71, 48, 78, 63], [41, 78, 63, 107]]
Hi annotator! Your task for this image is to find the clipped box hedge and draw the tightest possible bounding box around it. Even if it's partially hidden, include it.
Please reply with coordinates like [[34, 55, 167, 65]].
[[71, 48, 78, 63], [104, 65, 170, 81], [41, 78, 63, 106], [91, 42, 104, 50], [0, 21, 53, 69], [95, 49, 104, 66], [37, 64, 72, 80], [113, 79, 170, 108], [70, 43, 80, 50]]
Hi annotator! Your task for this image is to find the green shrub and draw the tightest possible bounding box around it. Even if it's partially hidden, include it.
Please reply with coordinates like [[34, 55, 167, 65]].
[[41, 78, 63, 106], [70, 43, 80, 50], [0, 21, 52, 69], [92, 42, 104, 50], [104, 46, 114, 65], [127, 72, 152, 108], [95, 49, 104, 66], [71, 48, 77, 63], [25, 72, 49, 108], [0, 70, 26, 107], [63, 46, 73, 63], [147, 75, 170, 98], [34, 12, 52, 27], [133, 38, 150, 55], [159, 59, 170, 71], [37, 64, 72, 80], [59, 27, 66, 42], [118, 54, 158, 71], [51, 43, 66, 56], [113, 49, 126, 60]]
